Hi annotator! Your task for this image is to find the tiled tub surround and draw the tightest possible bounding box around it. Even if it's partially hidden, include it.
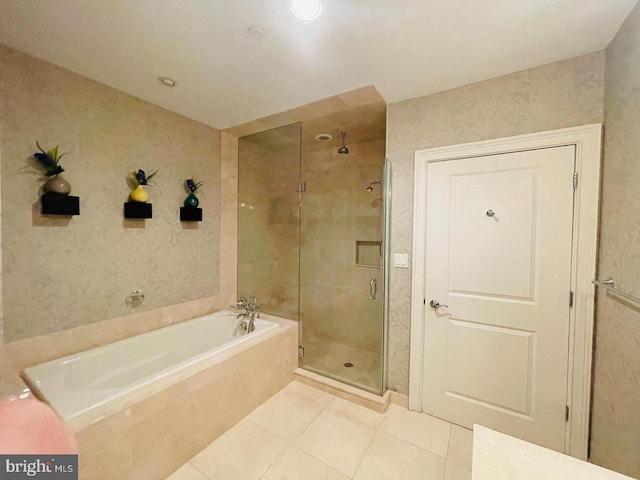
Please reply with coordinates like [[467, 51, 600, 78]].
[[22, 311, 279, 432], [70, 312, 296, 480]]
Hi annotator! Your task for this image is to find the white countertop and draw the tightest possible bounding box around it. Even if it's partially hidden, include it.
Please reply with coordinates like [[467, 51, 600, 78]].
[[472, 425, 635, 480]]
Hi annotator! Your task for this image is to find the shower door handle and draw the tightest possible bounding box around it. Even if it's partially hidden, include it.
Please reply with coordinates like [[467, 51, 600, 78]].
[[370, 278, 377, 300]]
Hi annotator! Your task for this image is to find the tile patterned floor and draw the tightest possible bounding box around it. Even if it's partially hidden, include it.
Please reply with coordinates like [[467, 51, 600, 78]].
[[167, 381, 473, 480]]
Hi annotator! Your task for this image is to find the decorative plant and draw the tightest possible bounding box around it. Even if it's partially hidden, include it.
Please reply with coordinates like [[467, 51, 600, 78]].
[[33, 140, 67, 177], [130, 169, 158, 186], [185, 178, 204, 193], [183, 177, 204, 208]]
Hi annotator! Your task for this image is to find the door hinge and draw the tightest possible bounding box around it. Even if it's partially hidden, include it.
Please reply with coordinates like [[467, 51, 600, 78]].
[[566, 405, 570, 422], [573, 172, 578, 189], [297, 181, 307, 193], [298, 346, 305, 358], [569, 291, 574, 307]]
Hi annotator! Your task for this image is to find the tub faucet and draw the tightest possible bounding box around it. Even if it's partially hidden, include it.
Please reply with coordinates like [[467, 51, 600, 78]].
[[235, 296, 259, 333]]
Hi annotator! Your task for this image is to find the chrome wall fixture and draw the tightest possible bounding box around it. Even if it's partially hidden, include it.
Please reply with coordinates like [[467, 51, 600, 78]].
[[126, 289, 145, 307], [592, 278, 640, 309], [369, 278, 377, 300], [366, 180, 383, 191], [338, 131, 349, 154]]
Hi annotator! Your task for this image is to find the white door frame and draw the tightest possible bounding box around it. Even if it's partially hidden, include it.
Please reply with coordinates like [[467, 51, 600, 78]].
[[409, 124, 602, 460]]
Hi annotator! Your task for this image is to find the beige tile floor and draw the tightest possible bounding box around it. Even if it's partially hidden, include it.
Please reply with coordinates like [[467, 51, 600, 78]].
[[167, 381, 472, 480]]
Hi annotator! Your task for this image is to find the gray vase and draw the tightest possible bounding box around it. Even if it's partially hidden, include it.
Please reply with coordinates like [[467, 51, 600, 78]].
[[43, 174, 71, 195]]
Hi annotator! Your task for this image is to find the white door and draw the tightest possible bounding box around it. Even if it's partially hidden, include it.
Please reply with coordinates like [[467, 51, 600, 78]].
[[422, 146, 575, 452]]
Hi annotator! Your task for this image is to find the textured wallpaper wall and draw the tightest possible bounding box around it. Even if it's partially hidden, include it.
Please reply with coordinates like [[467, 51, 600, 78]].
[[385, 52, 606, 394], [590, 3, 640, 477], [0, 45, 221, 342]]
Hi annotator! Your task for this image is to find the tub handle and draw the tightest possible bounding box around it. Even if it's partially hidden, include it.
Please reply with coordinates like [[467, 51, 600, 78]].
[[126, 289, 145, 307], [370, 278, 377, 300]]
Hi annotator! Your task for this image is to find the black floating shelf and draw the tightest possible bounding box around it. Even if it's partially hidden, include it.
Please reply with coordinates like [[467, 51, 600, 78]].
[[41, 193, 80, 216], [180, 206, 202, 222], [124, 202, 152, 219]]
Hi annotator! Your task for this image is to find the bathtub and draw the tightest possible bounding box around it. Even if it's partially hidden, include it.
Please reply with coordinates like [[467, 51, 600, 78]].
[[21, 310, 279, 432]]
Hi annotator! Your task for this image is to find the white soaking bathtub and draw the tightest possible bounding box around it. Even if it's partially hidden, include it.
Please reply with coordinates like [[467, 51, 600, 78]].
[[21, 310, 279, 432]]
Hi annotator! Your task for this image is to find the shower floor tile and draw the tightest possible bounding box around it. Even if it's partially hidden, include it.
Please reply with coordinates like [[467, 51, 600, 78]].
[[167, 381, 472, 480], [300, 338, 381, 392]]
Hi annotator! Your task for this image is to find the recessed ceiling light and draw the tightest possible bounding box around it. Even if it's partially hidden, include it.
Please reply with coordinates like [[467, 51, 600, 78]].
[[157, 76, 177, 87], [315, 133, 332, 142], [291, 0, 322, 21], [247, 25, 265, 39]]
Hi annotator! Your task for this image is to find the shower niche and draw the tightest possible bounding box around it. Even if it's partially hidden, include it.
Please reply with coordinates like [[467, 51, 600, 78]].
[[356, 241, 381, 268]]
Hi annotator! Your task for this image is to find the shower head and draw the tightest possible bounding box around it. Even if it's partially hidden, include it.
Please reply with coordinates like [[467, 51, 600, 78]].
[[366, 180, 383, 192], [338, 131, 349, 155]]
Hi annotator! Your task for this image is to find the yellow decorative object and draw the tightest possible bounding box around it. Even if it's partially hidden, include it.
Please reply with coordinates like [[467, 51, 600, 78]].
[[130, 185, 148, 203]]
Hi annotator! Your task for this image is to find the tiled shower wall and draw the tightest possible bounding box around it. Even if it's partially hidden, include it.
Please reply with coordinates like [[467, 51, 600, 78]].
[[237, 130, 386, 358], [300, 137, 385, 352]]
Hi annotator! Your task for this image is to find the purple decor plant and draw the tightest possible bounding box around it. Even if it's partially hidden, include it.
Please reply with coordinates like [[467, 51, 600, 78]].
[[186, 178, 204, 193], [130, 169, 158, 186]]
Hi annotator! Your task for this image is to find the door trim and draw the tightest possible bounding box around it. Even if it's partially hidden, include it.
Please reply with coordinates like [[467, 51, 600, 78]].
[[409, 124, 602, 460]]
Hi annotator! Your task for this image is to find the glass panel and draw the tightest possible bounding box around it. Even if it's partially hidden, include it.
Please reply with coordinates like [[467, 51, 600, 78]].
[[381, 158, 392, 391], [299, 134, 386, 394], [237, 123, 301, 320]]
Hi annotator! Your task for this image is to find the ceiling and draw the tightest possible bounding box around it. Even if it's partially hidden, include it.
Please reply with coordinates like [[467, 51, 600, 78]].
[[0, 0, 636, 130]]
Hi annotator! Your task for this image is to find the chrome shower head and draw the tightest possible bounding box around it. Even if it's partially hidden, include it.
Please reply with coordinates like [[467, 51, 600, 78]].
[[366, 180, 382, 192], [338, 131, 349, 155]]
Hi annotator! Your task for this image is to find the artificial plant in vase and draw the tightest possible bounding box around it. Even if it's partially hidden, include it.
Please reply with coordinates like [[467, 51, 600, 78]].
[[129, 169, 158, 203], [184, 178, 203, 207], [33, 140, 71, 194]]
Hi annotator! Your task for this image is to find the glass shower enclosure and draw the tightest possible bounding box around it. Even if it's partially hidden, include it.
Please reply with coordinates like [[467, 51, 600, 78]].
[[237, 123, 301, 320], [237, 121, 389, 395]]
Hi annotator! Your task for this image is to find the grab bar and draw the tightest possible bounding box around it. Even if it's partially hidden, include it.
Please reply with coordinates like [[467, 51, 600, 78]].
[[592, 278, 640, 309], [370, 278, 377, 300]]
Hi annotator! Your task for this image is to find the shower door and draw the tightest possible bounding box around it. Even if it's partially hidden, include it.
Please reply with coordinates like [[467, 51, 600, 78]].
[[298, 144, 388, 395]]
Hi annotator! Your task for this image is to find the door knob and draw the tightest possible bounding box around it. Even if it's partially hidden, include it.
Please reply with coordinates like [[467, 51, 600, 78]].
[[429, 299, 448, 309]]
